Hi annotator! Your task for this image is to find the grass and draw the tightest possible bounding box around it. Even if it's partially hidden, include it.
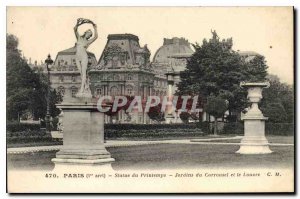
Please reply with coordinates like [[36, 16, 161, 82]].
[[7, 142, 294, 171]]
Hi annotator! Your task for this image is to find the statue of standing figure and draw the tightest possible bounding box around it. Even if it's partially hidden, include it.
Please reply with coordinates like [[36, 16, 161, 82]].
[[74, 18, 98, 98]]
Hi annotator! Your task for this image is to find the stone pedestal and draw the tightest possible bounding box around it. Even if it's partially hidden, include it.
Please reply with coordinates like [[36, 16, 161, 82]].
[[52, 101, 115, 170], [236, 116, 272, 154], [236, 82, 272, 154]]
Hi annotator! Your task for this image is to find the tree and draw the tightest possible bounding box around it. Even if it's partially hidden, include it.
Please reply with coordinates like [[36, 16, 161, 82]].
[[243, 55, 268, 82], [204, 96, 228, 135], [263, 103, 287, 123], [7, 34, 39, 120], [147, 103, 165, 123], [176, 31, 248, 120], [261, 74, 294, 123], [6, 34, 62, 121], [179, 112, 190, 124]]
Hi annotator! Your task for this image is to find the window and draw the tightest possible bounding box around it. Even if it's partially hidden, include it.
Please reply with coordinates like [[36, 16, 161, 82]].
[[71, 87, 78, 98], [112, 56, 118, 68], [110, 86, 119, 96], [71, 76, 76, 82], [59, 75, 64, 82], [127, 75, 132, 80], [127, 88, 133, 96], [95, 88, 102, 97], [65, 61, 68, 65], [58, 61, 61, 66], [120, 54, 126, 65], [57, 86, 65, 96]]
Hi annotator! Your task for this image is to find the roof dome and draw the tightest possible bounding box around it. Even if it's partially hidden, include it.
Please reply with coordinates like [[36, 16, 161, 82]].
[[152, 37, 194, 73]]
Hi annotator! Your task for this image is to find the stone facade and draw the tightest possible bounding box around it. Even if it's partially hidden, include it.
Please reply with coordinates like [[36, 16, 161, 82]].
[[49, 46, 98, 102], [50, 34, 168, 124]]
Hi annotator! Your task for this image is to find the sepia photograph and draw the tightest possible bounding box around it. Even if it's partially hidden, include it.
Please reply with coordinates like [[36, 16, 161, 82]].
[[6, 6, 294, 193]]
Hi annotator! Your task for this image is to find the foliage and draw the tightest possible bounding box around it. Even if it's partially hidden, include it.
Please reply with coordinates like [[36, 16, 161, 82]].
[[243, 55, 268, 82], [222, 122, 244, 135], [204, 96, 228, 118], [261, 74, 294, 123], [263, 103, 287, 123], [6, 121, 41, 132], [6, 34, 62, 121], [147, 103, 165, 122], [221, 122, 293, 136], [176, 31, 269, 121], [179, 112, 190, 123]]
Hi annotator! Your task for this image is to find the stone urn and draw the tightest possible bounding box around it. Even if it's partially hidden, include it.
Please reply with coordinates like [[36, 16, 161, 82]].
[[236, 82, 272, 154]]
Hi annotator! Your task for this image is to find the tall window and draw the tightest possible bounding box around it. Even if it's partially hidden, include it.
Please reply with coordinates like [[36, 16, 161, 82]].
[[126, 87, 133, 96], [127, 75, 132, 80], [96, 88, 102, 97], [58, 86, 65, 96], [71, 76, 76, 82], [59, 75, 64, 82], [71, 87, 78, 98], [110, 86, 119, 96], [112, 57, 118, 68]]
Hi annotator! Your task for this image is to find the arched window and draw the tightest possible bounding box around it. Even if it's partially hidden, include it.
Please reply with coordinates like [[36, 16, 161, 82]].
[[110, 86, 119, 96], [127, 75, 132, 80]]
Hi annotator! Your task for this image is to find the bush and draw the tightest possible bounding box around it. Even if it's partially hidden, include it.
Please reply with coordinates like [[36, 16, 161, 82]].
[[265, 123, 294, 136], [6, 129, 46, 137], [221, 122, 294, 136], [6, 121, 41, 132], [104, 123, 203, 139], [104, 123, 199, 130], [222, 122, 244, 135], [196, 121, 211, 135]]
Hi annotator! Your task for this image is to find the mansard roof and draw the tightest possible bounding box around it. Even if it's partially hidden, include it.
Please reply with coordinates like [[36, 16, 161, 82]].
[[107, 34, 139, 41]]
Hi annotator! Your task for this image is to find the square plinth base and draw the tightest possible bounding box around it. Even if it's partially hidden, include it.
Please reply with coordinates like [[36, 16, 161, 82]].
[[236, 145, 273, 154], [52, 157, 115, 172], [236, 136, 273, 154]]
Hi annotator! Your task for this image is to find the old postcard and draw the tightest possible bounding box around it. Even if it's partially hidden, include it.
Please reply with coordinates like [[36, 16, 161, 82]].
[[6, 7, 294, 193]]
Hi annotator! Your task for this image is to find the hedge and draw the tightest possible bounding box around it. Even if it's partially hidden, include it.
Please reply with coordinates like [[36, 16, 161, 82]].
[[6, 122, 294, 142], [222, 122, 294, 136], [7, 121, 41, 132], [104, 123, 199, 130], [265, 123, 294, 136]]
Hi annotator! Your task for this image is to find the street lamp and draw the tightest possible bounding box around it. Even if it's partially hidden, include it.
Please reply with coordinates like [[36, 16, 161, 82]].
[[45, 54, 53, 134]]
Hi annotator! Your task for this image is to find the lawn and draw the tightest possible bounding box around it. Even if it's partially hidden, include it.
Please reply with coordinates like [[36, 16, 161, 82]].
[[7, 142, 294, 171]]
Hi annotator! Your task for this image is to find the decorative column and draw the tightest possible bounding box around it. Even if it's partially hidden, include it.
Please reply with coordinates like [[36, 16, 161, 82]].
[[236, 82, 272, 154], [165, 73, 175, 123]]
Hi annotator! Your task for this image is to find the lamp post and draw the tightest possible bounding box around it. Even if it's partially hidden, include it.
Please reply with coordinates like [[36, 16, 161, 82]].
[[45, 54, 53, 134]]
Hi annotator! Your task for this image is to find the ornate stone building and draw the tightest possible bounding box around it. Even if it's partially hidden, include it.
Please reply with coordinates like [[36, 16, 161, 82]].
[[50, 34, 168, 124], [49, 46, 98, 102]]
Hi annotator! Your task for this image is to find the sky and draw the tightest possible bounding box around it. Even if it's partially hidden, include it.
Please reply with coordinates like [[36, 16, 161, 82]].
[[7, 7, 293, 84]]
